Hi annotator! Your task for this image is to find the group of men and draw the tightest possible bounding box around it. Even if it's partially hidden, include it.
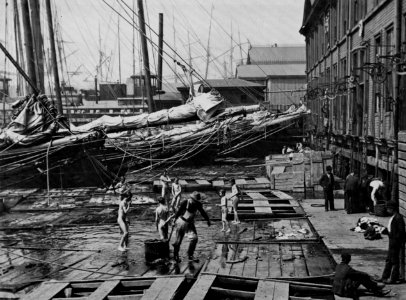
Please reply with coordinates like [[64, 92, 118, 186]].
[[157, 170, 212, 262], [318, 166, 406, 298], [117, 170, 243, 262], [333, 201, 405, 298], [319, 166, 387, 214]]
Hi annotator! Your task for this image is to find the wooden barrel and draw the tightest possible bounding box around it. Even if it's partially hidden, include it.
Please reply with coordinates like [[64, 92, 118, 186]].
[[144, 239, 169, 263]]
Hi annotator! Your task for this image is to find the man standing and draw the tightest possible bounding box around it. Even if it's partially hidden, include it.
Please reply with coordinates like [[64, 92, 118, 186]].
[[319, 165, 335, 211], [380, 201, 406, 284], [172, 191, 211, 262], [344, 171, 359, 214], [333, 252, 390, 298]]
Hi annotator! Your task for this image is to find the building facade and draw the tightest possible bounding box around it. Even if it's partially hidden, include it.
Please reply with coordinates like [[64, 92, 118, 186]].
[[237, 45, 306, 111], [300, 0, 406, 210]]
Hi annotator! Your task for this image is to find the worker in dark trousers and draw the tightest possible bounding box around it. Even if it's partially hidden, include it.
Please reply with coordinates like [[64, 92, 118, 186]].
[[369, 177, 385, 214], [379, 201, 406, 284], [172, 191, 211, 262], [333, 252, 390, 298], [319, 165, 335, 211], [359, 173, 371, 213], [344, 171, 359, 214]]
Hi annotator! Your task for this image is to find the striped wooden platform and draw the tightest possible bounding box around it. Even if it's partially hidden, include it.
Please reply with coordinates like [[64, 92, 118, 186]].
[[153, 177, 271, 192], [21, 276, 188, 300], [227, 187, 303, 219], [203, 241, 335, 279], [183, 274, 334, 300]]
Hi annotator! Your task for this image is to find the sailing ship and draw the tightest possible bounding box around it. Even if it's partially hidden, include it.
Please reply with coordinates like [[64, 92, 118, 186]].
[[0, 1, 310, 189]]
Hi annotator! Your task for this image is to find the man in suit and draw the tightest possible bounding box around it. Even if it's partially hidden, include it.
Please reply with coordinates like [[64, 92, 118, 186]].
[[380, 201, 406, 284], [344, 171, 359, 214], [319, 165, 335, 211], [333, 252, 390, 298]]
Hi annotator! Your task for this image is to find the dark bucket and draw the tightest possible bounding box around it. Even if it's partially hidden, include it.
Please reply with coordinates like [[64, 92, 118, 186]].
[[375, 201, 387, 217], [144, 239, 169, 263]]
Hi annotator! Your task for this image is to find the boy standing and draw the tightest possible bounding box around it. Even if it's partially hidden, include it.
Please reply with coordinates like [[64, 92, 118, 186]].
[[218, 189, 231, 233]]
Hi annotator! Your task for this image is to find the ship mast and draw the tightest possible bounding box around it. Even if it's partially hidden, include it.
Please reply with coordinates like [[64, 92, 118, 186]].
[[137, 0, 155, 113], [45, 0, 63, 115], [204, 4, 214, 80]]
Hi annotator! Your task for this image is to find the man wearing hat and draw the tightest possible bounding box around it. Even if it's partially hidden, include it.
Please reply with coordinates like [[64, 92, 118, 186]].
[[333, 252, 390, 298], [379, 201, 406, 284], [172, 191, 211, 262], [319, 165, 335, 211]]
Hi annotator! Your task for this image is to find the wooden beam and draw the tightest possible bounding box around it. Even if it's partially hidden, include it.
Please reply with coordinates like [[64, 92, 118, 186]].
[[87, 280, 120, 300], [254, 280, 275, 300], [141, 277, 185, 300], [183, 274, 216, 300], [210, 286, 255, 299], [21, 282, 70, 300]]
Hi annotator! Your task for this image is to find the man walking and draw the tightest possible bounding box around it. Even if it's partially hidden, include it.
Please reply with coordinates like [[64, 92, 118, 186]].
[[319, 165, 335, 211], [333, 252, 390, 298], [172, 191, 211, 262], [380, 201, 406, 284], [344, 171, 359, 214]]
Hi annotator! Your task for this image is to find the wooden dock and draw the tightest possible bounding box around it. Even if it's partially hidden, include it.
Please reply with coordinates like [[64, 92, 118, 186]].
[[21, 276, 189, 300], [202, 241, 335, 279], [183, 274, 334, 300]]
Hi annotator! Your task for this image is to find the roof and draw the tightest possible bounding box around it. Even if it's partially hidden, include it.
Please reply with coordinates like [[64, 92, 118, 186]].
[[247, 46, 306, 65], [300, 0, 325, 35], [177, 78, 265, 90], [236, 64, 306, 79]]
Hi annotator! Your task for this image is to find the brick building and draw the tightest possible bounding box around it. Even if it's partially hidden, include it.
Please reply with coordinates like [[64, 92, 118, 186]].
[[300, 0, 406, 212]]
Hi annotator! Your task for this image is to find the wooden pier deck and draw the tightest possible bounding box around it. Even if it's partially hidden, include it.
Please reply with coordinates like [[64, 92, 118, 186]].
[[21, 276, 189, 300], [184, 274, 334, 300], [202, 241, 335, 279]]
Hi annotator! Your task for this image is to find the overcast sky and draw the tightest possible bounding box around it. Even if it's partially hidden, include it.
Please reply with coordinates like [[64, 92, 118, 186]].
[[0, 0, 305, 92]]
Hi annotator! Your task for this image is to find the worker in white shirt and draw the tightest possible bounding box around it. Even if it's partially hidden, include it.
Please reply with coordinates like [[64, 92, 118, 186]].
[[369, 178, 385, 214]]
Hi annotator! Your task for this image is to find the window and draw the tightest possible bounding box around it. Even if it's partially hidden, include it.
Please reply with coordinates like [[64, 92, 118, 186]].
[[342, 0, 349, 36], [326, 67, 331, 86], [331, 2, 337, 44], [375, 93, 381, 113], [385, 27, 394, 112], [353, 0, 359, 27], [375, 34, 382, 61], [324, 10, 330, 50], [359, 50, 365, 82]]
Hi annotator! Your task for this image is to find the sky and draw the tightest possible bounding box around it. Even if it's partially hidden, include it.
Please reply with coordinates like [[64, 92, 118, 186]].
[[0, 0, 305, 93]]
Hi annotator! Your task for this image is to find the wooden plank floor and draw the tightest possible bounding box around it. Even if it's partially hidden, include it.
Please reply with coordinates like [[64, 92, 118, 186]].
[[184, 274, 333, 300], [22, 276, 187, 300], [202, 242, 335, 279]]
